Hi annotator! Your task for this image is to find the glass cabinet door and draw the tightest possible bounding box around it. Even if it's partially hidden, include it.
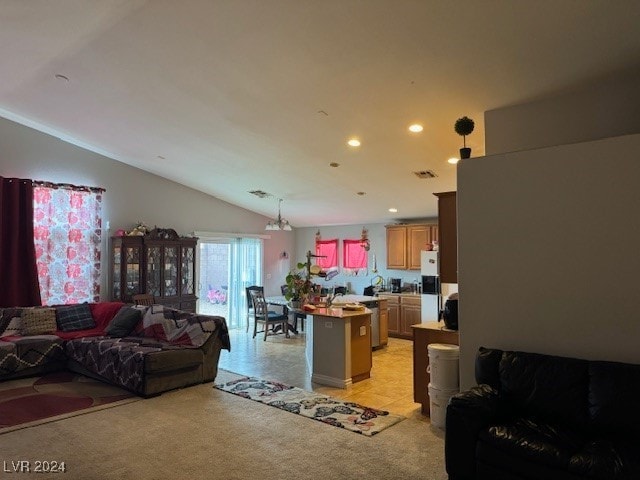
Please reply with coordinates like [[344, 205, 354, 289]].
[[164, 246, 178, 296], [181, 245, 195, 295], [113, 245, 121, 299], [146, 246, 161, 297], [125, 246, 141, 297]]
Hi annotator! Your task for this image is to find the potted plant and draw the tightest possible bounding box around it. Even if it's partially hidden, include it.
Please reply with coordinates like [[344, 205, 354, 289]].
[[284, 263, 313, 308], [454, 116, 475, 159]]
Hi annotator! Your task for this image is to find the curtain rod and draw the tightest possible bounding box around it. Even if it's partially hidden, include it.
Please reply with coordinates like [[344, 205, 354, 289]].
[[32, 180, 105, 193]]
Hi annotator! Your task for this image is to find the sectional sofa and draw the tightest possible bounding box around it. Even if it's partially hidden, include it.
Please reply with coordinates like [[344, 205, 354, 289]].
[[0, 302, 230, 397]]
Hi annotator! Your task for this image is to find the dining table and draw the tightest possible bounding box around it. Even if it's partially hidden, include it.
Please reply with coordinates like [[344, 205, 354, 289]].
[[265, 295, 299, 335]]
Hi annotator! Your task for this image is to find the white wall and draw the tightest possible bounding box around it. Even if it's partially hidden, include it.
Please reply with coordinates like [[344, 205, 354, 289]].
[[457, 133, 640, 388], [0, 117, 294, 300], [485, 67, 640, 155]]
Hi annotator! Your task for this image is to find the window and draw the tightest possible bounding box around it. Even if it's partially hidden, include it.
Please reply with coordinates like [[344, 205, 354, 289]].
[[315, 239, 338, 269], [33, 185, 103, 304], [343, 239, 368, 273]]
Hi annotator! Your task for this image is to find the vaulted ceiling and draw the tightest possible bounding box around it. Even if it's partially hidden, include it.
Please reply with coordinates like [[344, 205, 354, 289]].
[[1, 1, 639, 226]]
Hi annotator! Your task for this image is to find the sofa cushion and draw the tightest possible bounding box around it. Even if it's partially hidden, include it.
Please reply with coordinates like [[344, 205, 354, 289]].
[[568, 438, 640, 480], [89, 302, 127, 330], [479, 417, 584, 469], [134, 305, 221, 347], [105, 306, 142, 337], [499, 350, 590, 429], [0, 308, 21, 336], [0, 310, 23, 338], [55, 303, 96, 332], [21, 308, 57, 336], [0, 340, 19, 375], [0, 335, 65, 376], [589, 360, 640, 436], [65, 336, 203, 394]]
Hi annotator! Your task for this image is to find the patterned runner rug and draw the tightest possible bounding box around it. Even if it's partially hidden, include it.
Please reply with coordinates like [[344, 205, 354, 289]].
[[215, 376, 405, 436], [0, 371, 141, 434]]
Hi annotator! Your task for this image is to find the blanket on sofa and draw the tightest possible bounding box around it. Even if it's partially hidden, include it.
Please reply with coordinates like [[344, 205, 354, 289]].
[[133, 305, 230, 350]]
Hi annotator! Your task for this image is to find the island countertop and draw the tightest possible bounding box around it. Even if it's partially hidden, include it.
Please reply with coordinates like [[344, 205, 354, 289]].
[[308, 306, 372, 318]]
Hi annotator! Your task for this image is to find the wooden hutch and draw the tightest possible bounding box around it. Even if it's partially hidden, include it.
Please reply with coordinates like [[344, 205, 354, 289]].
[[111, 228, 198, 312]]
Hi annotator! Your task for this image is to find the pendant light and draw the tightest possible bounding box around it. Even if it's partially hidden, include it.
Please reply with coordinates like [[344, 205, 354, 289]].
[[265, 198, 292, 231]]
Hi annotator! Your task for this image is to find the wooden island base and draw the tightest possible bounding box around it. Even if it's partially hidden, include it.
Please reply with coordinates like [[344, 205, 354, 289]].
[[305, 307, 372, 388]]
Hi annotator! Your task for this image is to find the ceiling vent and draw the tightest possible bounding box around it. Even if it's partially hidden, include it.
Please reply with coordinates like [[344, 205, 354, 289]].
[[413, 170, 437, 179], [249, 190, 270, 198]]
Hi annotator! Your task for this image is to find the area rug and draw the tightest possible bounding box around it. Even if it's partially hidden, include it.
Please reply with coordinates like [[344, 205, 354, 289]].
[[0, 371, 141, 434], [215, 376, 405, 436]]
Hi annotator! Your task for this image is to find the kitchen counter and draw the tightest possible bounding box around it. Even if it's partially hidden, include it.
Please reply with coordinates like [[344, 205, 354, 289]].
[[305, 307, 372, 388], [377, 292, 422, 297]]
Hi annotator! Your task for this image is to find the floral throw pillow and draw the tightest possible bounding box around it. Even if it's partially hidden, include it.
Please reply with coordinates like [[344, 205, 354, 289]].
[[21, 308, 57, 336]]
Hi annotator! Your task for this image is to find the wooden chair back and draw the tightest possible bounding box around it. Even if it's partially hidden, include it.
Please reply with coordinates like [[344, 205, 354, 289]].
[[133, 294, 154, 306]]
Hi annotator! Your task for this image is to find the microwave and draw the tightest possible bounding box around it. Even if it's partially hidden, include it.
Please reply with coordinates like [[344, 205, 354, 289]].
[[421, 275, 440, 295]]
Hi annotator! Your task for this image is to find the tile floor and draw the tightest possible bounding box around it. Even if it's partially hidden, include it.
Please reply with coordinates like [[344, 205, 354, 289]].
[[218, 326, 422, 417]]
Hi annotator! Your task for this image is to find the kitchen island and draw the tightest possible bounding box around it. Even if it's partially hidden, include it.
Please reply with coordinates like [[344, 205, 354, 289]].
[[305, 306, 372, 388]]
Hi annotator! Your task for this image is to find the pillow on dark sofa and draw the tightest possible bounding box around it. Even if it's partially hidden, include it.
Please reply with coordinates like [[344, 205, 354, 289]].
[[105, 306, 142, 337], [22, 308, 57, 335], [55, 304, 96, 332], [0, 308, 22, 336]]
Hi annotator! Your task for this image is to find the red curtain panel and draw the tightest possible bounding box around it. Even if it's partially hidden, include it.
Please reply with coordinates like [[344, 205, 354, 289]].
[[343, 239, 367, 270], [315, 239, 338, 269], [0, 177, 42, 307]]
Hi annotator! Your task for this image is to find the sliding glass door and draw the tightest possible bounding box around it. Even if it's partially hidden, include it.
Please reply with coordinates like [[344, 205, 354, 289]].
[[197, 237, 262, 330]]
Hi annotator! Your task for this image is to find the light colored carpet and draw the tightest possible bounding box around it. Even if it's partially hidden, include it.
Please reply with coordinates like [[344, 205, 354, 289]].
[[0, 370, 447, 480]]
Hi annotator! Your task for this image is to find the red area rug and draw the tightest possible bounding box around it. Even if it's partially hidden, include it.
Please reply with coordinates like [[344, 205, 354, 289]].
[[0, 371, 140, 434]]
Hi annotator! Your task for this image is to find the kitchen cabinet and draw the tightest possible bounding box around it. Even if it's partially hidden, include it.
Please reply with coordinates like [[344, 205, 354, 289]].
[[111, 228, 198, 312], [378, 294, 421, 340], [400, 296, 422, 337], [382, 295, 400, 336], [386, 224, 438, 270], [434, 192, 457, 283], [377, 298, 389, 347]]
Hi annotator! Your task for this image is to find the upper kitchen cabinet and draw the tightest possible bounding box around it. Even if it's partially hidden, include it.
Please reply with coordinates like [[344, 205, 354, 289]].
[[386, 224, 438, 270], [434, 192, 457, 283]]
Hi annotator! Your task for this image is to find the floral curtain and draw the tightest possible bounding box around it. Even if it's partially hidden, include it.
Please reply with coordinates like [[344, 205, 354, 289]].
[[315, 239, 338, 269], [343, 239, 368, 275], [33, 184, 103, 305]]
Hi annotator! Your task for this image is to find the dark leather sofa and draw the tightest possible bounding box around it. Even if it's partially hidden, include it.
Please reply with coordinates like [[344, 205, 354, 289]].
[[445, 347, 640, 480]]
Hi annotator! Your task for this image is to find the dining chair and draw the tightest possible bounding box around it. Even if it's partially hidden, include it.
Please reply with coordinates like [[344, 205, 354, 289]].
[[132, 293, 154, 306], [249, 288, 289, 341], [245, 285, 263, 332]]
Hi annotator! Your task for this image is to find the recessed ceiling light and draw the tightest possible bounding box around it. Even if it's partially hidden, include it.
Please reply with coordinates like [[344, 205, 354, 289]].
[[408, 124, 423, 133], [329, 162, 340, 167], [447, 157, 459, 164], [54, 74, 69, 82], [389, 208, 398, 213], [347, 138, 361, 147]]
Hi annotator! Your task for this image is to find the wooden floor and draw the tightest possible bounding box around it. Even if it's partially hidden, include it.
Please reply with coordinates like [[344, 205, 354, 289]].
[[218, 327, 421, 417]]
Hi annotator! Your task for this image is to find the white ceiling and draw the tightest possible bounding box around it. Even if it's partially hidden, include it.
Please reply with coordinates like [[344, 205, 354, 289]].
[[1, 1, 639, 226]]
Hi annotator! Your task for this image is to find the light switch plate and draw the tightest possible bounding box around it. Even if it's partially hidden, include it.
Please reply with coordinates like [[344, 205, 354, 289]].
[[359, 326, 366, 336]]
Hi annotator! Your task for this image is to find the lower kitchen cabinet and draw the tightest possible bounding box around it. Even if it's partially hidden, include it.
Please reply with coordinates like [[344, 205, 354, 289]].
[[400, 296, 422, 337], [379, 294, 421, 340]]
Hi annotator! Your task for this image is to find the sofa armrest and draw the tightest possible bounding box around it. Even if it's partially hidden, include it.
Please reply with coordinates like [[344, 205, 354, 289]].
[[445, 384, 503, 480]]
